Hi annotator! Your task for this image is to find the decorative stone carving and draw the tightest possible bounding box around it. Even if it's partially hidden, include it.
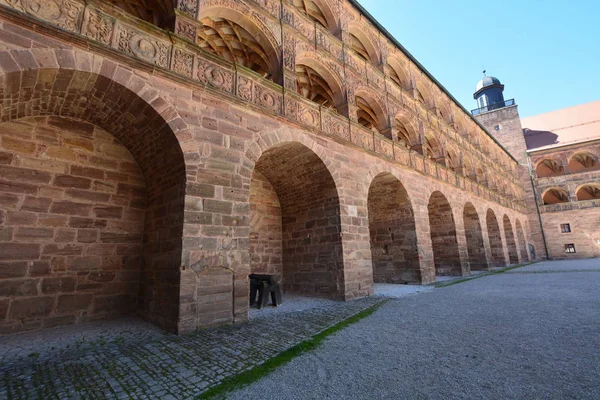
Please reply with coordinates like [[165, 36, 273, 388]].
[[176, 0, 198, 18], [173, 49, 194, 77], [284, 97, 298, 121], [236, 75, 253, 101], [196, 59, 234, 93], [249, 0, 280, 18], [393, 144, 410, 165], [375, 137, 393, 159], [82, 7, 114, 45], [175, 18, 197, 42], [299, 107, 319, 129], [254, 83, 281, 113], [117, 26, 170, 68], [283, 31, 296, 70], [1, 0, 84, 32]]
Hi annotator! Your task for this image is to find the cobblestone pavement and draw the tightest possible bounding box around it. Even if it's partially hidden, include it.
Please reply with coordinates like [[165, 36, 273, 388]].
[[229, 259, 600, 400], [0, 296, 382, 399]]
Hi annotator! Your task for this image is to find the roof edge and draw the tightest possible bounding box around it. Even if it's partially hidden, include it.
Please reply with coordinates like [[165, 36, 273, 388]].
[[348, 0, 518, 164]]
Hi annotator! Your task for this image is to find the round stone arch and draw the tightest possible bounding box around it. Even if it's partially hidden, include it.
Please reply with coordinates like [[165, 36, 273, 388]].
[[243, 129, 348, 297], [387, 56, 412, 91], [423, 132, 444, 163], [502, 214, 519, 264], [295, 52, 346, 109], [248, 141, 344, 297], [354, 87, 389, 134], [348, 21, 380, 65], [463, 202, 487, 270], [542, 186, 570, 205], [393, 109, 421, 150], [568, 152, 599, 173], [0, 59, 188, 333], [427, 190, 462, 276], [414, 80, 434, 109], [293, 0, 341, 35], [445, 146, 461, 173], [515, 218, 528, 262], [486, 208, 505, 267], [534, 157, 565, 178], [575, 183, 600, 201], [365, 167, 422, 284], [198, 0, 282, 80], [435, 96, 453, 125]]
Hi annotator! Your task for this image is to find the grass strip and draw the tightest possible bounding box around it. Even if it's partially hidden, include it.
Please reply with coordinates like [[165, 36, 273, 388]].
[[198, 300, 387, 399], [505, 268, 600, 274], [435, 262, 535, 288]]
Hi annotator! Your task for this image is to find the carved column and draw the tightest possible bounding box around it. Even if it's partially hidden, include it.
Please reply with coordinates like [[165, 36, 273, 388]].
[[341, 83, 358, 122], [282, 28, 298, 91], [172, 0, 200, 42], [385, 117, 400, 143]]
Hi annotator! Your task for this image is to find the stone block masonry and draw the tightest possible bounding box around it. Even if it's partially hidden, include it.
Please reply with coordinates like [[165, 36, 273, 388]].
[[0, 117, 145, 333], [0, 0, 531, 335]]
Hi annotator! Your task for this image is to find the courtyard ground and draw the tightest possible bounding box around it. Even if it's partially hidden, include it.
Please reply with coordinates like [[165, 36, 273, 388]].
[[230, 259, 600, 400], [1, 259, 599, 399]]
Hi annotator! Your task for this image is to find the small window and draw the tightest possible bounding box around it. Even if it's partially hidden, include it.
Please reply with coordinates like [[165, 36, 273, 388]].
[[560, 223, 571, 233], [564, 244, 576, 253]]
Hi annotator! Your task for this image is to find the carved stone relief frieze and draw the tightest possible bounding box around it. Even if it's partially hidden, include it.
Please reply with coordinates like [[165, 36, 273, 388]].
[[1, 0, 84, 32], [82, 6, 115, 45], [116, 25, 171, 68], [176, 0, 199, 18], [196, 58, 234, 93]]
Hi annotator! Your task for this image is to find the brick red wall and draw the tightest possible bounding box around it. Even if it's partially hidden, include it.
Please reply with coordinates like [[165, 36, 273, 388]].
[[252, 142, 344, 298], [541, 209, 600, 259], [0, 116, 145, 333], [428, 191, 462, 275], [515, 220, 528, 261], [502, 215, 519, 264], [475, 107, 545, 259], [368, 173, 420, 283], [486, 210, 506, 267], [0, 16, 533, 335], [249, 171, 283, 278], [463, 203, 487, 270]]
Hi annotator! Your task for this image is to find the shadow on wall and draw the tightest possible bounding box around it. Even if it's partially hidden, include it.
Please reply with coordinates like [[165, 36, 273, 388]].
[[523, 129, 559, 149]]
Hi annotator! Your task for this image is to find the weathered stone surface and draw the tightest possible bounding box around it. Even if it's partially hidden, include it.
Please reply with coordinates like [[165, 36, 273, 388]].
[[0, 279, 38, 296], [9, 297, 54, 319], [0, 2, 540, 337], [53, 175, 92, 189], [0, 262, 27, 278], [20, 197, 53, 212], [42, 277, 76, 294], [0, 243, 41, 260], [56, 294, 93, 313], [50, 201, 93, 216]]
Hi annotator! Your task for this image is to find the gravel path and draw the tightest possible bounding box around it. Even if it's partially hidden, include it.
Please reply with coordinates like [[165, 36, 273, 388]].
[[229, 259, 600, 400]]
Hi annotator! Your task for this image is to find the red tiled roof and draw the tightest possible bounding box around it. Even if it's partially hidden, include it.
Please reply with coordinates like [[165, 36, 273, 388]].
[[521, 100, 600, 151]]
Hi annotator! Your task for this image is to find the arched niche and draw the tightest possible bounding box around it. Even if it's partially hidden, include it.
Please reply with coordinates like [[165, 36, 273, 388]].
[[0, 67, 187, 334], [576, 184, 600, 201], [348, 23, 379, 65], [535, 158, 564, 178], [198, 6, 281, 81], [568, 153, 599, 174], [355, 90, 387, 134], [542, 187, 570, 205], [368, 173, 420, 283], [295, 56, 345, 111], [292, 0, 339, 34]]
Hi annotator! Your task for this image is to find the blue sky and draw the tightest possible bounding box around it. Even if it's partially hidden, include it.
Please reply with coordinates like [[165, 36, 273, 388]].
[[356, 0, 600, 117]]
